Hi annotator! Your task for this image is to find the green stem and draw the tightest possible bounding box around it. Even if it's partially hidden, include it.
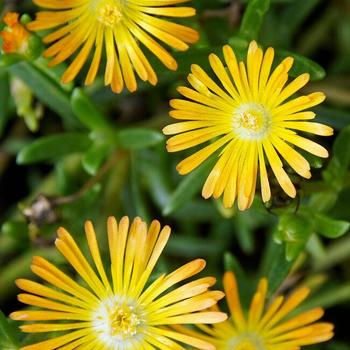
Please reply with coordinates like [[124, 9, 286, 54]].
[[313, 234, 350, 271]]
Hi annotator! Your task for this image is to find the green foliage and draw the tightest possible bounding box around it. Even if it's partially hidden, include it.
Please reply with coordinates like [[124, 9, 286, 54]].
[[275, 49, 326, 81], [0, 0, 350, 347], [0, 70, 10, 136], [17, 132, 92, 164], [239, 0, 271, 41], [9, 62, 77, 124], [323, 125, 350, 192], [116, 128, 164, 150], [163, 159, 214, 216], [0, 311, 20, 349], [71, 88, 109, 131]]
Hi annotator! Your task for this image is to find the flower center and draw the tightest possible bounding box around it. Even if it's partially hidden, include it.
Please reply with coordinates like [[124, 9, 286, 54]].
[[228, 333, 265, 350], [97, 2, 122, 27], [235, 340, 258, 350], [110, 304, 140, 336], [233, 103, 271, 140], [93, 296, 144, 347]]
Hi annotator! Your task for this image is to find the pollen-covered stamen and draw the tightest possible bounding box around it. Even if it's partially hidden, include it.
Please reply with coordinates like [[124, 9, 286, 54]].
[[97, 3, 122, 27], [111, 304, 140, 337], [93, 296, 144, 346], [233, 103, 271, 140]]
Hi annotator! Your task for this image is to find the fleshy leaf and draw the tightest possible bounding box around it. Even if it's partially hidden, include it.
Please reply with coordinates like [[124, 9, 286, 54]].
[[17, 132, 92, 164]]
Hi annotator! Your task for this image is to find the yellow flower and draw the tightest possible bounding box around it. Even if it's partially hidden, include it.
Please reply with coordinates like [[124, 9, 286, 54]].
[[27, 0, 199, 93], [179, 272, 334, 350], [1, 12, 29, 54], [10, 216, 227, 350], [163, 41, 333, 210]]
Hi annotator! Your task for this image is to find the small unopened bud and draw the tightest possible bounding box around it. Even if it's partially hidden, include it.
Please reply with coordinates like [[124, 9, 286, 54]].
[[0, 12, 42, 60], [1, 12, 29, 54], [10, 77, 43, 132]]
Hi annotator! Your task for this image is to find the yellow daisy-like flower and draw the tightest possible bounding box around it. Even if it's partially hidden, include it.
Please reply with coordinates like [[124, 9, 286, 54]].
[[27, 0, 199, 93], [179, 272, 334, 350], [163, 41, 333, 210], [10, 216, 227, 350]]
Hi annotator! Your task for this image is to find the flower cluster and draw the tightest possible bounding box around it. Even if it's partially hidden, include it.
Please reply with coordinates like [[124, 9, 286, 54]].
[[6, 1, 337, 350]]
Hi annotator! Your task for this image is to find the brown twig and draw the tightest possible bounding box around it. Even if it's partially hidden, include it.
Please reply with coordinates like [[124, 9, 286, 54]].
[[201, 0, 242, 28], [52, 150, 125, 206]]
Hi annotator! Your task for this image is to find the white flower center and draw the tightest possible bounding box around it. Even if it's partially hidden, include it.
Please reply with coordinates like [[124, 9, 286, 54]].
[[92, 295, 144, 348], [97, 2, 122, 27], [233, 103, 271, 140], [228, 333, 265, 350]]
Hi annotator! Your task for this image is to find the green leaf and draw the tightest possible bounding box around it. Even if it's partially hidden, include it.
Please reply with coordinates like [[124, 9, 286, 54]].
[[0, 311, 20, 349], [1, 221, 28, 241], [323, 125, 350, 192], [129, 154, 150, 221], [239, 0, 271, 41], [0, 53, 23, 67], [9, 61, 78, 125], [274, 213, 314, 260], [137, 149, 172, 209], [0, 70, 10, 137], [275, 49, 326, 81], [275, 213, 314, 243], [314, 214, 350, 238], [264, 242, 295, 296], [275, 0, 321, 46], [298, 283, 350, 310], [33, 57, 73, 93], [82, 143, 110, 175], [167, 235, 221, 258], [17, 132, 92, 164], [285, 241, 306, 261], [163, 159, 214, 216], [224, 252, 246, 282], [227, 37, 250, 59], [314, 105, 350, 130], [71, 88, 110, 131], [116, 128, 164, 150], [307, 190, 338, 213]]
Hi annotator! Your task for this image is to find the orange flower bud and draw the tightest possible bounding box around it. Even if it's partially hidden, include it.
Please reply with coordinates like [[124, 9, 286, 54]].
[[1, 12, 29, 54]]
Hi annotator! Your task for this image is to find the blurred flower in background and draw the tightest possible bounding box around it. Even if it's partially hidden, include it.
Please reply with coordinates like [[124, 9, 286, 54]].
[[10, 216, 226, 349], [27, 0, 199, 93], [180, 271, 334, 350], [164, 41, 333, 210]]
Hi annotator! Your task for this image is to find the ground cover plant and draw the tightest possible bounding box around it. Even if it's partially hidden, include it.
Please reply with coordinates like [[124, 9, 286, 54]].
[[0, 0, 350, 349]]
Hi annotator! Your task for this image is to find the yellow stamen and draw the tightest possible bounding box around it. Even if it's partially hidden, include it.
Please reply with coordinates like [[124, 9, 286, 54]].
[[233, 103, 271, 140], [97, 3, 122, 27], [93, 296, 143, 342]]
